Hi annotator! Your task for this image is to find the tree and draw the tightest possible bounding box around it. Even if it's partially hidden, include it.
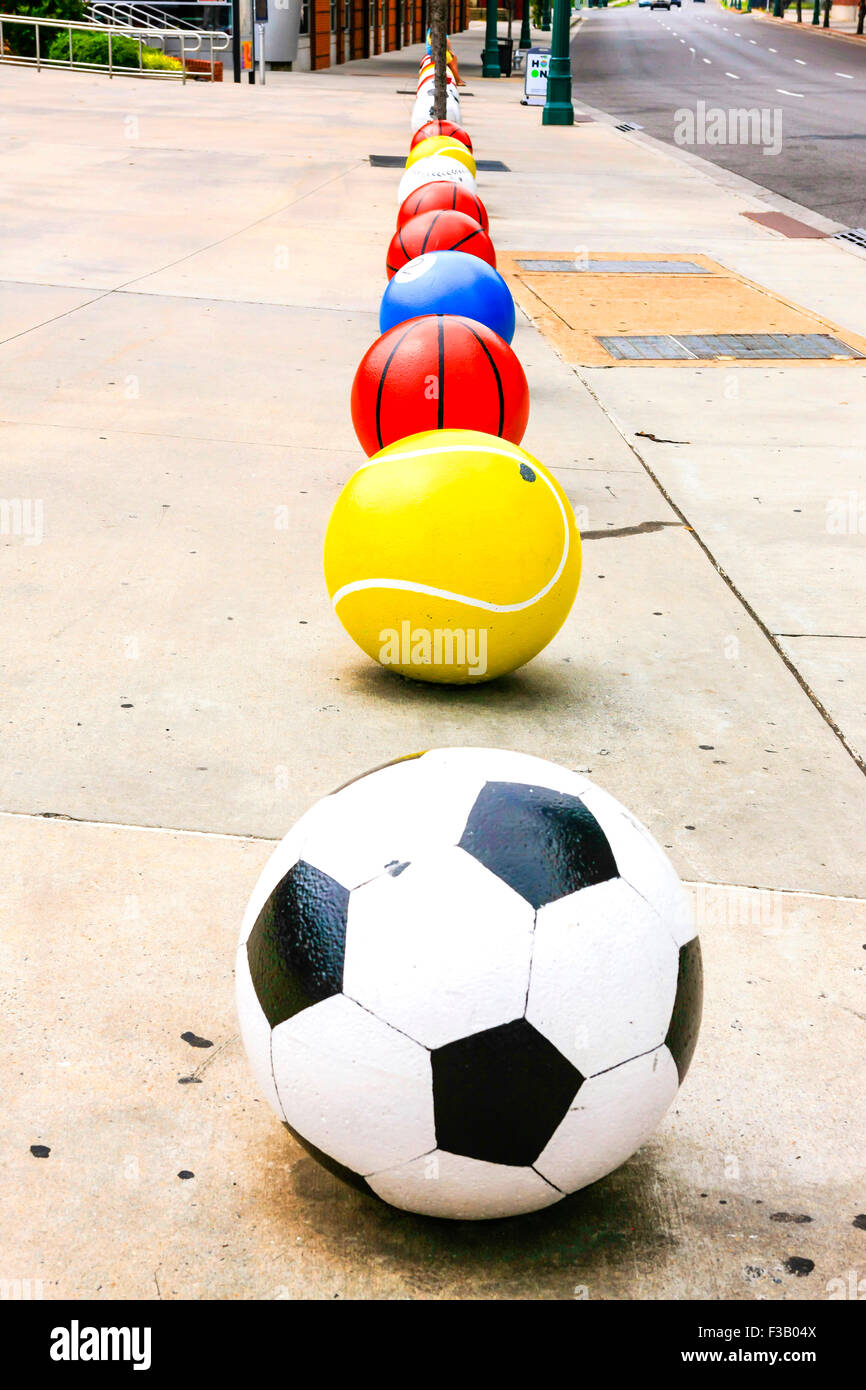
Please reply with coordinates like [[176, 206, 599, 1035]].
[[428, 0, 447, 120]]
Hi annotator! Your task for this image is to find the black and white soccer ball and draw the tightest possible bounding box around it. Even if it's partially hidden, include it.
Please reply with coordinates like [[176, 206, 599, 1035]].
[[236, 748, 702, 1221]]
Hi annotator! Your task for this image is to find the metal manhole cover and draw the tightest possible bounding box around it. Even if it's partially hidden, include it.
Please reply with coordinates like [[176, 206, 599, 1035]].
[[518, 259, 707, 274], [834, 228, 866, 250], [598, 332, 863, 361], [369, 155, 509, 171]]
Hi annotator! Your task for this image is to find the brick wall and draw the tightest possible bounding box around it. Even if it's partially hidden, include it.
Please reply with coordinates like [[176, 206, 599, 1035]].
[[308, 0, 466, 71]]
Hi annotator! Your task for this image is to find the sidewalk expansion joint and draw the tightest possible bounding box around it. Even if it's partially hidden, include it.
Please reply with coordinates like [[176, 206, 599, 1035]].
[[0, 808, 277, 844], [571, 368, 866, 781]]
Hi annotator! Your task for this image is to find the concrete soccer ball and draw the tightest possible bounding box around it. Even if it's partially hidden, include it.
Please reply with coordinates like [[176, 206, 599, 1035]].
[[236, 748, 702, 1220]]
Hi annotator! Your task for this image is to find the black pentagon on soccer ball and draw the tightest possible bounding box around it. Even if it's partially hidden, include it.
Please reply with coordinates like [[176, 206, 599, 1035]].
[[458, 781, 619, 910], [246, 860, 349, 1029], [664, 936, 703, 1084], [432, 1019, 583, 1167], [281, 1121, 376, 1201]]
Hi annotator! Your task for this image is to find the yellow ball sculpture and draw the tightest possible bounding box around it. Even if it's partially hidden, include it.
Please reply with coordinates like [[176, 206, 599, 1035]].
[[323, 429, 581, 684], [406, 136, 477, 178]]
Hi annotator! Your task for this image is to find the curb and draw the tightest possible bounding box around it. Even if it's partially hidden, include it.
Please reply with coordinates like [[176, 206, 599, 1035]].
[[750, 9, 865, 45]]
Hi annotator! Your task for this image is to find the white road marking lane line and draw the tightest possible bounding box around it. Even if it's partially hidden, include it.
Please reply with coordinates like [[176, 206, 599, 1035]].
[[769, 46, 777, 52], [795, 58, 807, 65], [726, 72, 740, 80], [836, 72, 854, 79], [777, 88, 805, 98], [703, 57, 711, 63]]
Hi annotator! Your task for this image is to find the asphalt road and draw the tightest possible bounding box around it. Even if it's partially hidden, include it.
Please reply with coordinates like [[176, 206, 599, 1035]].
[[571, 1, 866, 227]]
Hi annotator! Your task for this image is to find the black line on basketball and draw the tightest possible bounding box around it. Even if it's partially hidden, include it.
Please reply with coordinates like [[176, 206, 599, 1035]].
[[451, 184, 457, 210], [397, 227, 410, 263], [421, 212, 441, 255], [451, 228, 484, 252], [376, 321, 421, 452], [464, 321, 505, 437]]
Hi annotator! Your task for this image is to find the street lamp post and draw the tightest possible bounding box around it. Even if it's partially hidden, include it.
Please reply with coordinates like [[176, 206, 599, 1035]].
[[519, 0, 532, 49], [812, 0, 820, 22], [542, 0, 574, 125], [482, 0, 501, 75], [541, 0, 552, 30]]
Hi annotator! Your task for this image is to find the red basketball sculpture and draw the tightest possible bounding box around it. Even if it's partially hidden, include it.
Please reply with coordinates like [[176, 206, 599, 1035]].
[[351, 315, 530, 456], [386, 210, 496, 280], [410, 120, 473, 153], [397, 182, 490, 234]]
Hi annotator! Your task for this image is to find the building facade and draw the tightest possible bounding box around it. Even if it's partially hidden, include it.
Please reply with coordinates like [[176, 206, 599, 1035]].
[[295, 0, 470, 70]]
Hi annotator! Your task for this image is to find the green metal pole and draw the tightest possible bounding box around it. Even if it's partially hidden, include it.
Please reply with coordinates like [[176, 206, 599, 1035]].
[[773, 0, 782, 17], [541, 0, 551, 29], [542, 0, 573, 125], [482, 0, 501, 74], [812, 0, 820, 21], [519, 0, 531, 48]]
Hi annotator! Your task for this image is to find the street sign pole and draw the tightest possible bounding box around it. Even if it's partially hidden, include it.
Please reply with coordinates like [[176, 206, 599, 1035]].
[[542, 0, 573, 126], [482, 0, 501, 76], [519, 0, 531, 49], [232, 0, 241, 81]]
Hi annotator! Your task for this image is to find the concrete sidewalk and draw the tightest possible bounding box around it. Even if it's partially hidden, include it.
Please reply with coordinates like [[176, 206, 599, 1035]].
[[1, 27, 864, 1299]]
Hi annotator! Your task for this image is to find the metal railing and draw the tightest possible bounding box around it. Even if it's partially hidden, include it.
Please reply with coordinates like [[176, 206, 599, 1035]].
[[87, 2, 228, 34], [0, 12, 230, 82]]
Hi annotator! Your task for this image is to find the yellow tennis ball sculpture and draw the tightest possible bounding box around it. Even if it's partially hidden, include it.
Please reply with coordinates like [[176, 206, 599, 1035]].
[[324, 430, 582, 684], [406, 136, 476, 178]]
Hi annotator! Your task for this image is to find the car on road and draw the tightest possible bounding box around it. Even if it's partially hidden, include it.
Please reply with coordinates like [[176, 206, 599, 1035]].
[[638, 0, 651, 7], [650, 0, 671, 8]]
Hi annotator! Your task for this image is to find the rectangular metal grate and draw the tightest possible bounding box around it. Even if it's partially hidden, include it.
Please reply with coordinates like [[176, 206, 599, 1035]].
[[599, 336, 697, 360], [518, 259, 707, 274], [369, 155, 509, 171], [834, 228, 866, 250], [615, 121, 643, 132], [598, 332, 863, 361]]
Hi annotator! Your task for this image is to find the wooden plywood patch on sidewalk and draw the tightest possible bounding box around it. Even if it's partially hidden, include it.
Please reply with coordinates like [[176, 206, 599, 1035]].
[[499, 252, 866, 367]]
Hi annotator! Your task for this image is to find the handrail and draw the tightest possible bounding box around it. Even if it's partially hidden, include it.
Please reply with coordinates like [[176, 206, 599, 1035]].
[[0, 12, 229, 82], [87, 2, 225, 34]]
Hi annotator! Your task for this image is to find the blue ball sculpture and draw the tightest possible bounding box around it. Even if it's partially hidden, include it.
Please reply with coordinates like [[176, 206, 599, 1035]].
[[380, 251, 516, 345]]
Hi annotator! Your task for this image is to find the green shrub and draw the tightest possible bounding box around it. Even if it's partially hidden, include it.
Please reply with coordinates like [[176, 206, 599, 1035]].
[[46, 29, 149, 67], [141, 47, 181, 70], [2, 0, 86, 57]]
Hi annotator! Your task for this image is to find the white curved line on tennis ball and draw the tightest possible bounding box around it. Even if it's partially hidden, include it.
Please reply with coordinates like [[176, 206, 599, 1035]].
[[354, 441, 526, 472], [330, 463, 571, 614]]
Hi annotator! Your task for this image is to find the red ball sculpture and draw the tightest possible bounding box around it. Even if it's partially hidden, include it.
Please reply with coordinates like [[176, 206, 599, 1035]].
[[350, 314, 530, 456], [386, 210, 496, 280], [396, 181, 489, 234], [410, 120, 473, 152]]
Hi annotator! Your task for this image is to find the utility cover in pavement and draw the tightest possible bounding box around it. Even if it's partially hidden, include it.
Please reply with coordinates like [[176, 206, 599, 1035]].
[[599, 333, 862, 361], [370, 155, 510, 172], [517, 259, 707, 275], [496, 252, 866, 367]]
